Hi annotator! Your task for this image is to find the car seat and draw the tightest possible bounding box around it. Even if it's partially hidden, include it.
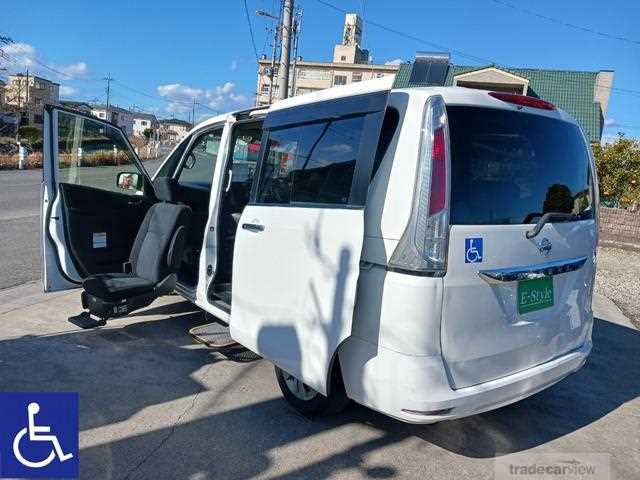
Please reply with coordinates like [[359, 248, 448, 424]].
[[70, 177, 192, 328]]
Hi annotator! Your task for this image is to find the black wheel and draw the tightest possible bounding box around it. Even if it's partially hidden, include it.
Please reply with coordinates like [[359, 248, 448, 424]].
[[274, 364, 350, 417]]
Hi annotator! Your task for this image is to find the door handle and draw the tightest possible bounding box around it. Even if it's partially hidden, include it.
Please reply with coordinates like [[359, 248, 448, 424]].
[[478, 256, 588, 284], [242, 223, 264, 233], [127, 199, 142, 206]]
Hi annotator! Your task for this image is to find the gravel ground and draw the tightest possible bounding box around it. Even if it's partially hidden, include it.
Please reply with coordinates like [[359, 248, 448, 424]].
[[595, 246, 640, 329]]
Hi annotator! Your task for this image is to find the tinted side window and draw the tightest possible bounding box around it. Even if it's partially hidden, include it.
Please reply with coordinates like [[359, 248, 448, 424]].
[[447, 106, 593, 225], [177, 129, 222, 188], [256, 115, 367, 205], [56, 111, 143, 195]]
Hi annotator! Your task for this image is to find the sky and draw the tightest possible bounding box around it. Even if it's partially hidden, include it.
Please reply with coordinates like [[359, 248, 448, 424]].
[[1, 0, 638, 140]]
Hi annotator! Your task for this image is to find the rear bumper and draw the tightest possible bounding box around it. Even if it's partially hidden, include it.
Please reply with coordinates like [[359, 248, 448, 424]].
[[339, 337, 591, 424]]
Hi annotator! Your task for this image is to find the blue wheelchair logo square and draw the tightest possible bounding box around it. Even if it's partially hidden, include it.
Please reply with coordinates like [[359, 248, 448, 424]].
[[0, 392, 78, 478], [465, 237, 483, 263]]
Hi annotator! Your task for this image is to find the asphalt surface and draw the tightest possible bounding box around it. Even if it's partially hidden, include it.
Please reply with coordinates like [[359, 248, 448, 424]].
[[0, 284, 637, 480], [0, 159, 163, 290]]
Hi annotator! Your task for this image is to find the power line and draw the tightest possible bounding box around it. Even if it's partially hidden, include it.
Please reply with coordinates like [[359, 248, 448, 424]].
[[112, 80, 219, 113], [312, 0, 640, 102], [489, 0, 640, 47], [313, 0, 495, 65], [243, 0, 260, 62], [0, 47, 223, 114]]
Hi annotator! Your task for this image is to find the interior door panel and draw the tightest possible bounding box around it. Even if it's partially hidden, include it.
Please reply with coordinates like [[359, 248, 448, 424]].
[[41, 106, 156, 292], [59, 183, 151, 275]]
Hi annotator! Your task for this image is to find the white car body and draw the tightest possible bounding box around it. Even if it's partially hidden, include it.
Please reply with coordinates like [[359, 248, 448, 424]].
[[41, 77, 597, 423]]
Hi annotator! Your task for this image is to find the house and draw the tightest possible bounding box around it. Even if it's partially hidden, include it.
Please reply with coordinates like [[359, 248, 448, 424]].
[[158, 118, 192, 143], [90, 104, 134, 136], [3, 73, 60, 125], [60, 101, 93, 115], [256, 13, 399, 106], [132, 112, 158, 137], [393, 60, 614, 143]]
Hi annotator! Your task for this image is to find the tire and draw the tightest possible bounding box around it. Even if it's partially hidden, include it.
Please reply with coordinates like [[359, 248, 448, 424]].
[[274, 364, 350, 417]]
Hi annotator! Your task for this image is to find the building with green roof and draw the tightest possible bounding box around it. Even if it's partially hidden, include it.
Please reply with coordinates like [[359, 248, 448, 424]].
[[393, 62, 613, 143]]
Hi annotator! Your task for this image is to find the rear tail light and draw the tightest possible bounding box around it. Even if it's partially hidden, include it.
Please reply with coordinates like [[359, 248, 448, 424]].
[[488, 91, 556, 110], [389, 95, 450, 276]]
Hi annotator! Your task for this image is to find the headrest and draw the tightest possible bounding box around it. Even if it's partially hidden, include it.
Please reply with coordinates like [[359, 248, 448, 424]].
[[153, 177, 179, 203]]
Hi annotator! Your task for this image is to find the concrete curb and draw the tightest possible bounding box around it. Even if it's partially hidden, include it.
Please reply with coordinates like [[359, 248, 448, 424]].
[[0, 281, 74, 316], [593, 292, 636, 329]]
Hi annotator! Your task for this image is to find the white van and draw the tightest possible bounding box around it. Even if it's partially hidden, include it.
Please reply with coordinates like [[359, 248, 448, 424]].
[[41, 77, 598, 423]]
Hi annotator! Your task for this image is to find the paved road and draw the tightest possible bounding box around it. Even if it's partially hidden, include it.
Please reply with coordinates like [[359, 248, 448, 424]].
[[0, 285, 637, 479], [0, 159, 163, 290]]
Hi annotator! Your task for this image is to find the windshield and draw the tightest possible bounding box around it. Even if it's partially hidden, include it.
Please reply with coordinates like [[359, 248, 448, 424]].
[[447, 106, 593, 225]]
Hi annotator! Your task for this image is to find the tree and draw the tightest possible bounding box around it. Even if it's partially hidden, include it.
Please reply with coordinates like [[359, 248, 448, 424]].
[[17, 125, 42, 144], [142, 128, 154, 141], [593, 133, 640, 209]]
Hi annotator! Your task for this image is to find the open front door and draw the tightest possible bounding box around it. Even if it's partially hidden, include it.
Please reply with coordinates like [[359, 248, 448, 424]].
[[230, 90, 390, 395], [41, 106, 154, 292]]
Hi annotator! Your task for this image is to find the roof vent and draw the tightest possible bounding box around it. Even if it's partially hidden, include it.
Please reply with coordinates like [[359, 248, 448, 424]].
[[409, 52, 450, 86]]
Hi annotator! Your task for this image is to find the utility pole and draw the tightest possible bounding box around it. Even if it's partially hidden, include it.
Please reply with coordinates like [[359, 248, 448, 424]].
[[103, 74, 113, 120], [268, 25, 279, 104], [191, 98, 196, 125], [290, 9, 303, 97], [277, 0, 294, 101], [256, 8, 280, 105], [25, 69, 29, 105]]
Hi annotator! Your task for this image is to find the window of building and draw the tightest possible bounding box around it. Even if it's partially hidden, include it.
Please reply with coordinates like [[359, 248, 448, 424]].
[[295, 87, 318, 95], [340, 55, 346, 61], [261, 84, 269, 94], [333, 75, 347, 86], [352, 73, 362, 82], [256, 115, 369, 206], [296, 69, 331, 81]]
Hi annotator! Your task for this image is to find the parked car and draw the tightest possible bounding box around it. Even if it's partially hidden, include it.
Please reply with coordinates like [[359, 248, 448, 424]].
[[40, 77, 598, 423]]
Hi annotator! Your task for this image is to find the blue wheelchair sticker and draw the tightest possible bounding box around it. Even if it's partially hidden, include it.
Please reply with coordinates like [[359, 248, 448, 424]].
[[0, 392, 78, 478], [465, 238, 483, 263]]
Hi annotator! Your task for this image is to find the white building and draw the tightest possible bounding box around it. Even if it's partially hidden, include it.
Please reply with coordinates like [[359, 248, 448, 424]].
[[132, 112, 158, 137], [158, 119, 192, 143], [90, 105, 134, 136]]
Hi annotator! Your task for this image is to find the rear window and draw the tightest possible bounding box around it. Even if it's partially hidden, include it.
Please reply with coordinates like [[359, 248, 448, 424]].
[[447, 106, 593, 225]]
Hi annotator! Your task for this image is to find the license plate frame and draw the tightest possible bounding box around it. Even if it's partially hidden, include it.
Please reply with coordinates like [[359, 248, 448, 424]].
[[517, 276, 554, 314]]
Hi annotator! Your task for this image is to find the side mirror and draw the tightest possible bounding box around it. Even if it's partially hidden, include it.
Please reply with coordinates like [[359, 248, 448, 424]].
[[116, 172, 143, 192], [184, 153, 196, 170]]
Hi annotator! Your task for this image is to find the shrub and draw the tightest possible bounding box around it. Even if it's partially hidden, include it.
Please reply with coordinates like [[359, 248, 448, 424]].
[[594, 134, 640, 209]]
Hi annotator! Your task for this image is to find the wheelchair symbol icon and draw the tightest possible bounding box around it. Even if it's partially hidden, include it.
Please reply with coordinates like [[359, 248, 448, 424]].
[[465, 238, 483, 263], [12, 402, 74, 469]]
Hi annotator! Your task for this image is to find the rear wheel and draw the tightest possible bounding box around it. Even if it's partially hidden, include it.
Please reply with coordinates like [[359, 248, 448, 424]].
[[275, 365, 350, 417]]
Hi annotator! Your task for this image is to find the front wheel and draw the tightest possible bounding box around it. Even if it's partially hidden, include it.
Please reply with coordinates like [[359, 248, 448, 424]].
[[274, 365, 350, 417]]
